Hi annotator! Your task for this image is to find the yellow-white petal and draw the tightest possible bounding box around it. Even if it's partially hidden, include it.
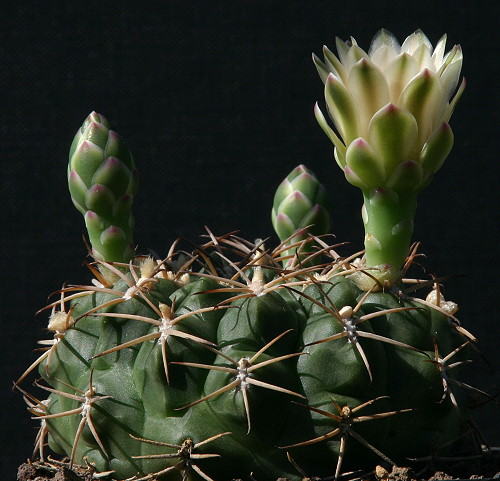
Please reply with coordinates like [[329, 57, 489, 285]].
[[334, 146, 346, 170], [314, 102, 347, 159], [385, 53, 420, 103], [439, 45, 463, 102], [397, 68, 443, 148], [370, 44, 399, 71], [441, 77, 466, 123], [335, 37, 350, 65], [431, 34, 447, 69], [313, 53, 330, 84], [347, 59, 390, 137], [325, 73, 361, 144], [344, 44, 370, 72], [400, 29, 432, 56], [369, 29, 401, 57], [412, 43, 433, 70], [323, 45, 348, 84]]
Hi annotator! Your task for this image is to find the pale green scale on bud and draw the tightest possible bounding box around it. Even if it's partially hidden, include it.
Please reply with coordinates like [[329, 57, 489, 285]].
[[272, 165, 331, 265], [314, 29, 464, 288], [68, 112, 138, 263]]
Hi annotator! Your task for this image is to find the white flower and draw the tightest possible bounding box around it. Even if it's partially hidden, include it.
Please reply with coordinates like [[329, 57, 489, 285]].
[[314, 29, 464, 192]]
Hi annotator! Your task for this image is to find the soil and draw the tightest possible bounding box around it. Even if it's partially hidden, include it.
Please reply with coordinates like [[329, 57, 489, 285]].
[[17, 451, 500, 481]]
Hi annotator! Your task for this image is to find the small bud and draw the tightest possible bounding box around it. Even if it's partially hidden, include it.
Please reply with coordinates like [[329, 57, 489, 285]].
[[272, 165, 331, 265]]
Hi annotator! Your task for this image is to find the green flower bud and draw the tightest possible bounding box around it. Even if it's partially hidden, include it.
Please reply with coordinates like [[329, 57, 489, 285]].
[[272, 165, 331, 265], [68, 112, 137, 262]]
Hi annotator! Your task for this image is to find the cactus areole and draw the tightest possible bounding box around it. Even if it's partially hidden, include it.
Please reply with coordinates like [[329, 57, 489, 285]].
[[17, 30, 489, 481]]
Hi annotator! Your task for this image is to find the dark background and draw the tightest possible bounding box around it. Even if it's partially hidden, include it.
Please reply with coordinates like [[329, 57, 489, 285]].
[[2, 1, 498, 476]]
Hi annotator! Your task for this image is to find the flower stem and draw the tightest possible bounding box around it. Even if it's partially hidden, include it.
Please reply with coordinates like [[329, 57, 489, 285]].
[[358, 188, 417, 289]]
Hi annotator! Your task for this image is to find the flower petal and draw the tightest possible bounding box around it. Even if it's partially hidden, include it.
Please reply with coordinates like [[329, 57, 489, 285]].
[[370, 44, 400, 71], [323, 45, 348, 84], [369, 29, 400, 57], [401, 29, 432, 56], [347, 58, 390, 136], [334, 146, 346, 170], [431, 34, 447, 69], [314, 103, 347, 158], [345, 44, 370, 71], [385, 53, 420, 103], [325, 73, 360, 144], [335, 37, 350, 65], [441, 77, 466, 123], [439, 45, 463, 102], [438, 44, 461, 76], [412, 43, 433, 70], [312, 53, 330, 83], [397, 68, 443, 148]]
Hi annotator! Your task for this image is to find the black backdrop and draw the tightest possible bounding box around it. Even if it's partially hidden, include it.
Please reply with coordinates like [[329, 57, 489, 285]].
[[2, 1, 499, 475]]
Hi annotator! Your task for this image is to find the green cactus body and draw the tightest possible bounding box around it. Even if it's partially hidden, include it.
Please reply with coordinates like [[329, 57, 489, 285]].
[[26, 245, 472, 480], [18, 29, 484, 481]]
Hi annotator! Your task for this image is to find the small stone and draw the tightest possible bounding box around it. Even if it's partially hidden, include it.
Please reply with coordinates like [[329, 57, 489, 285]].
[[376, 465, 390, 480], [53, 467, 82, 481], [390, 466, 417, 481], [428, 471, 453, 480], [17, 463, 38, 480]]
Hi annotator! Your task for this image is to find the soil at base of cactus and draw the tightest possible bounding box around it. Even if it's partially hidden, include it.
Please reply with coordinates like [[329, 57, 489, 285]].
[[16, 451, 500, 481]]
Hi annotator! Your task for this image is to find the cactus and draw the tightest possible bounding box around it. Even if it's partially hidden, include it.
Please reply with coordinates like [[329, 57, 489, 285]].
[[17, 30, 491, 481]]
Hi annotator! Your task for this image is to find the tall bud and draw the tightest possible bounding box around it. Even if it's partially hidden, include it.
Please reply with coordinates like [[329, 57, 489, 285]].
[[68, 112, 138, 263]]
